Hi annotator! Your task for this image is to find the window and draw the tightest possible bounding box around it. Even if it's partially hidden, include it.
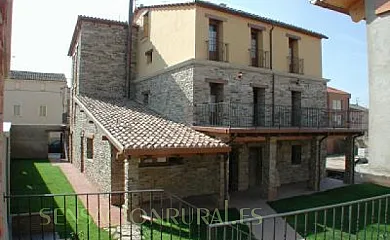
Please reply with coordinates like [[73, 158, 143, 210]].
[[208, 19, 222, 61], [40, 83, 46, 91], [13, 105, 21, 116], [145, 49, 153, 64], [291, 145, 302, 165], [332, 100, 342, 110], [139, 157, 184, 167], [39, 105, 47, 117], [86, 138, 93, 159], [288, 38, 299, 73], [143, 12, 149, 38], [142, 91, 149, 105]]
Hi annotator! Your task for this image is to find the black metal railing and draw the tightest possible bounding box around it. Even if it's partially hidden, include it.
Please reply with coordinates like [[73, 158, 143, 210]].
[[287, 56, 304, 74], [249, 49, 270, 69], [206, 40, 229, 62], [193, 102, 368, 130], [5, 189, 215, 240], [208, 193, 390, 240]]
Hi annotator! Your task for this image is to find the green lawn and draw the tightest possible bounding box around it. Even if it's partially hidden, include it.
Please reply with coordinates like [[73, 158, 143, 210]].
[[11, 159, 110, 239], [11, 159, 251, 240], [269, 183, 390, 239]]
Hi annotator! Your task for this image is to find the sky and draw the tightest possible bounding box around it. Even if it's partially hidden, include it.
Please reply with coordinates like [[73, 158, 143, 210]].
[[11, 0, 368, 106]]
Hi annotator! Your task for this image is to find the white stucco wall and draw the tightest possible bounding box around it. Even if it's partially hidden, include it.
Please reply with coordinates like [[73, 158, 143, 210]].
[[4, 79, 67, 125]]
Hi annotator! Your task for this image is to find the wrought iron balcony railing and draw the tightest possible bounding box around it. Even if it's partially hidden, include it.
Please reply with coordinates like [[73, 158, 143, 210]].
[[193, 102, 368, 130], [206, 40, 229, 62], [287, 56, 304, 74], [249, 49, 270, 69]]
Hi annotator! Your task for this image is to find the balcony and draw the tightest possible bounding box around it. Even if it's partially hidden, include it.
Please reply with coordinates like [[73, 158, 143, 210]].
[[249, 49, 270, 69], [193, 102, 368, 130], [287, 56, 304, 74], [206, 40, 229, 62]]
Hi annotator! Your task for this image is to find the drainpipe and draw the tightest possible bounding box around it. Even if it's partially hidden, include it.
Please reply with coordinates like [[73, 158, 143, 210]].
[[269, 26, 275, 126], [317, 135, 328, 191], [351, 133, 365, 184], [126, 0, 134, 99]]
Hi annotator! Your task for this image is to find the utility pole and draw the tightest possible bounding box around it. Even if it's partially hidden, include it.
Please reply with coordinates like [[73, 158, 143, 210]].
[[126, 0, 134, 98]]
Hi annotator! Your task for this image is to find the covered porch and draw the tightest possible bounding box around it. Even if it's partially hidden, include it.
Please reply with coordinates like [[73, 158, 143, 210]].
[[194, 126, 365, 201]]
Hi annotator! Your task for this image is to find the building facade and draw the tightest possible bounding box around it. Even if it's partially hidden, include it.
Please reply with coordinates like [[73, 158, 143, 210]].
[[4, 71, 68, 159], [326, 87, 351, 155], [0, 0, 13, 239], [4, 70, 68, 125], [68, 1, 365, 211], [313, 0, 390, 175]]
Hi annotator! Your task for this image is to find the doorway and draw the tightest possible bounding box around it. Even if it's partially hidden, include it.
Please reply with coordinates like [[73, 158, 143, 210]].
[[291, 91, 301, 127], [80, 136, 85, 173], [249, 147, 263, 188], [229, 148, 239, 192]]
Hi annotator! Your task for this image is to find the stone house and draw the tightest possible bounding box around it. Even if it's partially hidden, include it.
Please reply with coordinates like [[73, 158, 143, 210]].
[[68, 0, 365, 207]]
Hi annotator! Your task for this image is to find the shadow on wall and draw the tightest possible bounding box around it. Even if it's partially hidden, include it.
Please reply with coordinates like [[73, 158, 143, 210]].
[[134, 42, 194, 125]]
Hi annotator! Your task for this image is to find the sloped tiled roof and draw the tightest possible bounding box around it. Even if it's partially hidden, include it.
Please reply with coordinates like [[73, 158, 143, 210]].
[[76, 96, 229, 154], [137, 0, 328, 39], [9, 70, 66, 82], [327, 86, 350, 95]]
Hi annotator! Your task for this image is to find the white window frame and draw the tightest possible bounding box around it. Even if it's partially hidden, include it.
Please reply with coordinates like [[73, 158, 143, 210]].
[[332, 100, 342, 110], [39, 105, 47, 117], [13, 105, 21, 116]]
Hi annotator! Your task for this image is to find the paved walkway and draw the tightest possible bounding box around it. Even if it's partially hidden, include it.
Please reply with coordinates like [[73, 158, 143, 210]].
[[49, 157, 123, 228], [229, 178, 346, 240]]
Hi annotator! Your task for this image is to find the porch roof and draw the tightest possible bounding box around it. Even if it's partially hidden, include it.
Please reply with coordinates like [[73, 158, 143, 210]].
[[75, 96, 230, 156]]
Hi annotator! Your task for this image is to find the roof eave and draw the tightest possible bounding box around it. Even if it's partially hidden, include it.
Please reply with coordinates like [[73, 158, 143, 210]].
[[74, 96, 125, 153], [138, 0, 328, 39], [311, 0, 350, 15]]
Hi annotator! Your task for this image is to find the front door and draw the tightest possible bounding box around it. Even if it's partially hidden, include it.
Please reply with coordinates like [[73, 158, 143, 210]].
[[80, 136, 85, 173], [229, 148, 239, 192], [249, 147, 263, 188]]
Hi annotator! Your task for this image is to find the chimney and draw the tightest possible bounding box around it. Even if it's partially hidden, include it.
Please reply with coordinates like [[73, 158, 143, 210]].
[[219, 3, 227, 7]]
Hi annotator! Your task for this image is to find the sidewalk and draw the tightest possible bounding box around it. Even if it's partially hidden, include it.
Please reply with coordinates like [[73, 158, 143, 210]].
[[49, 157, 123, 228]]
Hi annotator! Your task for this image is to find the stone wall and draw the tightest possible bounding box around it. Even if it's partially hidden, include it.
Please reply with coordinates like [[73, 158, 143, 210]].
[[276, 140, 311, 185], [78, 22, 128, 100], [72, 103, 113, 192], [133, 64, 194, 124], [138, 155, 221, 198], [234, 139, 327, 193]]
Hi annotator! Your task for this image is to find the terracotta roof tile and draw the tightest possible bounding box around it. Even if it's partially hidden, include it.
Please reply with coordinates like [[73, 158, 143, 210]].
[[9, 70, 66, 82], [76, 96, 228, 152], [327, 86, 350, 95]]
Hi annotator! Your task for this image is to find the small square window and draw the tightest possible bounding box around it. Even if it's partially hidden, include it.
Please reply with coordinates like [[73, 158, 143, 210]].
[[87, 138, 93, 159], [291, 145, 302, 165], [40, 83, 46, 91], [143, 12, 150, 38], [145, 49, 153, 64], [15, 82, 21, 90], [13, 105, 21, 116], [142, 92, 149, 105], [39, 105, 47, 117]]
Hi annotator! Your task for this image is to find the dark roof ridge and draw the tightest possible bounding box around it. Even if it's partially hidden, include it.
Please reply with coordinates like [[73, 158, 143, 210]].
[[137, 0, 328, 39]]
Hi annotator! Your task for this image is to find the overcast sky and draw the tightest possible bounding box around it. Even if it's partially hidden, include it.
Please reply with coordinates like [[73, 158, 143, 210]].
[[11, 0, 368, 106]]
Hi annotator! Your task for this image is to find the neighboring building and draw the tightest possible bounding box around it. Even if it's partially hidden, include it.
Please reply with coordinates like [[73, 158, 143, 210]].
[[68, 1, 365, 208], [326, 87, 351, 155], [4, 70, 67, 125], [350, 103, 369, 149], [312, 1, 390, 175], [4, 71, 68, 159], [0, 0, 13, 239]]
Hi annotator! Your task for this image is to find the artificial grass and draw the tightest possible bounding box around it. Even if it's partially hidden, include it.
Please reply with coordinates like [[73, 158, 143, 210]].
[[269, 183, 390, 239], [11, 159, 251, 240], [10, 159, 110, 239], [141, 208, 255, 240]]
